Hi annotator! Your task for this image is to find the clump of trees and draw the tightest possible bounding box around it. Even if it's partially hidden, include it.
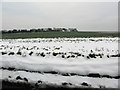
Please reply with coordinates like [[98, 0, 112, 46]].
[[1, 28, 78, 34]]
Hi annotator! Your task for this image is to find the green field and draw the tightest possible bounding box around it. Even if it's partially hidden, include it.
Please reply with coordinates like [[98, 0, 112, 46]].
[[1, 31, 119, 39]]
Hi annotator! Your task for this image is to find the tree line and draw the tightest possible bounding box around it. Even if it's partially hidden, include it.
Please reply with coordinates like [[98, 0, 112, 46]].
[[1, 28, 78, 34]]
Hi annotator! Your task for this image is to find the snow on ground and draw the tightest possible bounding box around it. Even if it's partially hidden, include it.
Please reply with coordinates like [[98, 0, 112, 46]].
[[0, 37, 119, 88], [1, 69, 118, 88], [0, 55, 118, 76]]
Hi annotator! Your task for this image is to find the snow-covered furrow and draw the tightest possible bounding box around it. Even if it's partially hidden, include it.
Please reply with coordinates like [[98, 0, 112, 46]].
[[1, 68, 119, 79], [1, 38, 119, 54], [1, 69, 118, 88], [0, 55, 118, 77]]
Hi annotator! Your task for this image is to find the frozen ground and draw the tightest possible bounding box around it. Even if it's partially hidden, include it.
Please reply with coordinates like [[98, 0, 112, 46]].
[[0, 37, 119, 88]]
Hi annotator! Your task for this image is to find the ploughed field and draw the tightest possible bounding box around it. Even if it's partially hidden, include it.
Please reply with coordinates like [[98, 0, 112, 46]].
[[0, 37, 120, 88]]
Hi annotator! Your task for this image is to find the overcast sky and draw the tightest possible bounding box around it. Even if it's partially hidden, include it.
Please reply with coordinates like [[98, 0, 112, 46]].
[[2, 2, 118, 32]]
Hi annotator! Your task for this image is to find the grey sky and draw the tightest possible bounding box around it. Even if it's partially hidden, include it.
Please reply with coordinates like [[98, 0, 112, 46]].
[[2, 2, 118, 32]]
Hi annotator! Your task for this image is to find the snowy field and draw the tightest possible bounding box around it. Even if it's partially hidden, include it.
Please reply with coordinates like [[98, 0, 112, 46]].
[[0, 37, 120, 88]]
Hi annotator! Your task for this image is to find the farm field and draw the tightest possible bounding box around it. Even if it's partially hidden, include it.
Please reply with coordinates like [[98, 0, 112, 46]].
[[1, 31, 119, 39], [0, 37, 120, 89]]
